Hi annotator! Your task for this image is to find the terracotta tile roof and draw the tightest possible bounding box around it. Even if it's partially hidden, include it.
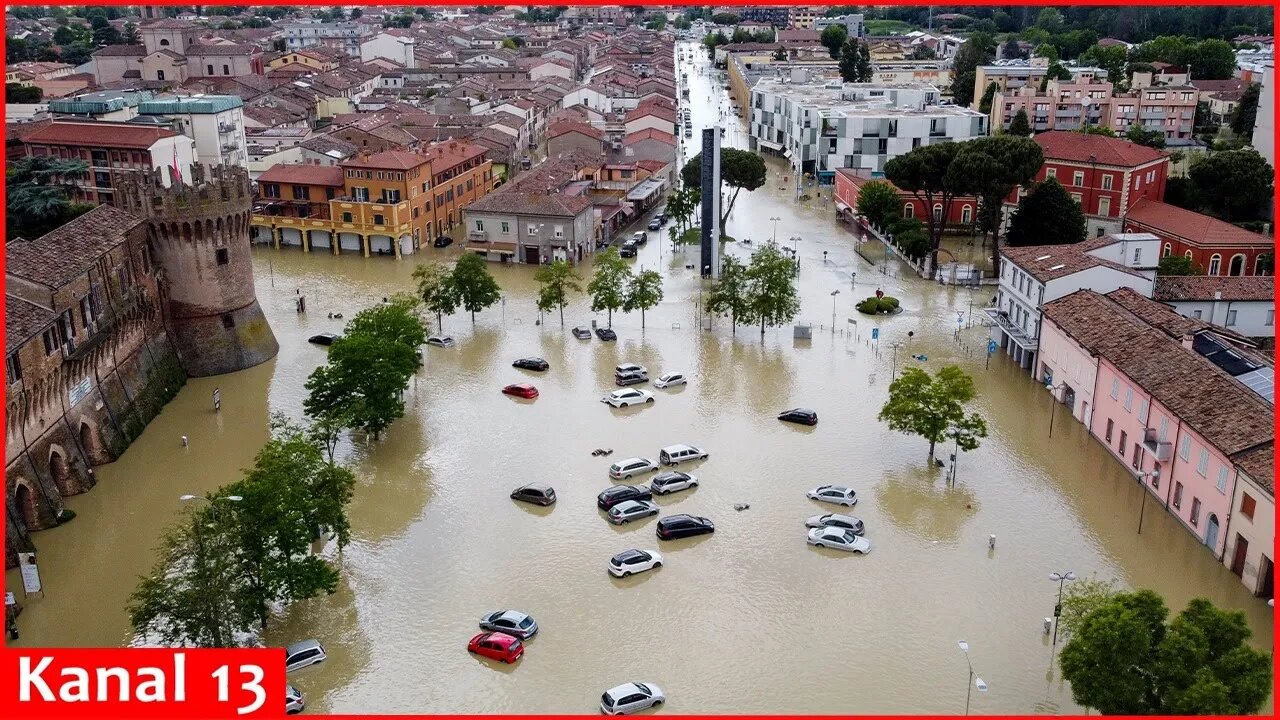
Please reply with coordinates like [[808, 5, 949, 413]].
[[1034, 130, 1168, 167], [1154, 275, 1275, 302], [23, 121, 178, 149], [258, 164, 345, 186], [187, 43, 255, 56], [624, 104, 676, 122], [5, 294, 56, 347], [1103, 287, 1240, 342], [466, 186, 594, 217], [1231, 442, 1274, 494], [1042, 289, 1272, 456], [341, 150, 430, 171], [548, 121, 604, 141], [1126, 199, 1272, 248], [420, 140, 487, 173], [623, 128, 677, 146], [1001, 243, 1147, 284], [778, 29, 822, 43], [299, 135, 358, 158], [6, 205, 144, 288], [92, 44, 146, 57], [142, 19, 197, 29], [1190, 78, 1247, 94]]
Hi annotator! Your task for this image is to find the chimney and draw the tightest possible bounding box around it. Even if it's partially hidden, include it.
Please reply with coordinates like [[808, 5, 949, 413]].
[[1181, 334, 1194, 350]]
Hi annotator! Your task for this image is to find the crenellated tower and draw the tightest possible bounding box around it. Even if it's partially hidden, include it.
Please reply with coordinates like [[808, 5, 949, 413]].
[[116, 165, 279, 376]]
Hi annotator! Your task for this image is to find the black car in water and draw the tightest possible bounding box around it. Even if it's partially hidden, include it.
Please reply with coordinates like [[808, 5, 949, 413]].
[[656, 514, 715, 540], [597, 484, 654, 510], [308, 333, 340, 346], [615, 370, 648, 387], [513, 357, 550, 371], [510, 483, 557, 506], [778, 408, 819, 426], [433, 235, 453, 248], [596, 327, 617, 341], [620, 241, 638, 258], [647, 217, 662, 231]]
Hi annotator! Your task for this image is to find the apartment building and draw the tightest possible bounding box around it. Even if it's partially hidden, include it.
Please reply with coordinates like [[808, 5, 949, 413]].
[[749, 80, 986, 177], [282, 21, 375, 56], [21, 120, 196, 205], [971, 60, 1106, 105], [993, 80, 1197, 143]]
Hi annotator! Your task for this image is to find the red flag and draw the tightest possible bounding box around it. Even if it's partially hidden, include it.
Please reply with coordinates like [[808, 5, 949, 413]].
[[172, 145, 181, 183]]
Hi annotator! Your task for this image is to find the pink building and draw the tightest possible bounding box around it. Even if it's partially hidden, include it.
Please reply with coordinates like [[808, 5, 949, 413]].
[[993, 80, 1198, 143], [1040, 289, 1273, 571]]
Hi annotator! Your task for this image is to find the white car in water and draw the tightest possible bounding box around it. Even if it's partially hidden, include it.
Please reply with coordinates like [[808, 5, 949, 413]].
[[602, 389, 655, 408], [609, 457, 659, 480], [652, 372, 687, 389], [807, 485, 858, 507], [608, 549, 664, 577], [607, 499, 660, 525], [600, 682, 665, 715], [807, 526, 872, 553]]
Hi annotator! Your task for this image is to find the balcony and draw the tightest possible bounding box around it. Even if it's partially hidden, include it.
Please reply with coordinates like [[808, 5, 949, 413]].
[[982, 307, 1038, 350], [1142, 428, 1173, 462], [469, 229, 488, 241]]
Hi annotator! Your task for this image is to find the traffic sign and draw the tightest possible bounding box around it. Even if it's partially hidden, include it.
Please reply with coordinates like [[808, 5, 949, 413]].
[[871, 328, 880, 341], [987, 339, 998, 354]]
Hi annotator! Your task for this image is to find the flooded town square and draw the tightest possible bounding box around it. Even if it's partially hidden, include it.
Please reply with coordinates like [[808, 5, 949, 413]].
[[6, 33, 1272, 717]]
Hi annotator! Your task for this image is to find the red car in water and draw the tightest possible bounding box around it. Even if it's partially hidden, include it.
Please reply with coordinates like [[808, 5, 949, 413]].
[[468, 632, 524, 663], [503, 383, 539, 399]]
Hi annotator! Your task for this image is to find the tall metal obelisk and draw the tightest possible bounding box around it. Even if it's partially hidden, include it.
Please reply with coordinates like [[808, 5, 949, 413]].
[[699, 127, 721, 279]]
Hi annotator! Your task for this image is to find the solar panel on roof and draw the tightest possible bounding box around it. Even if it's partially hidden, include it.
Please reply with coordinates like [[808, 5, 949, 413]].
[[1237, 368, 1274, 404]]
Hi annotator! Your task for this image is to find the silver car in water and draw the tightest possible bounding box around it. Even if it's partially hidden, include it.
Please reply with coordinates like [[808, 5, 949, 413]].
[[478, 609, 539, 639], [600, 682, 665, 715]]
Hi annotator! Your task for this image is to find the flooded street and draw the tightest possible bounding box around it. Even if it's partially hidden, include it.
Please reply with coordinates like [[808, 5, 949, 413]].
[[7, 43, 1272, 714]]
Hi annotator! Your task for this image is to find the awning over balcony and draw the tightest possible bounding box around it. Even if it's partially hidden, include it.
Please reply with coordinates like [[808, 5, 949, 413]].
[[982, 307, 1038, 350], [757, 139, 783, 151], [620, 205, 636, 217], [467, 240, 516, 255]]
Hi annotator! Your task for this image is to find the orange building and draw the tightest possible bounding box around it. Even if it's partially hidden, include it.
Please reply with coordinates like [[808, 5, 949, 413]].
[[251, 141, 494, 258]]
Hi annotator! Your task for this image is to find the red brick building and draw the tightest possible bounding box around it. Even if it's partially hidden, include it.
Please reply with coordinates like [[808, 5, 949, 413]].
[[1006, 131, 1170, 238], [1124, 198, 1273, 276], [835, 168, 979, 227]]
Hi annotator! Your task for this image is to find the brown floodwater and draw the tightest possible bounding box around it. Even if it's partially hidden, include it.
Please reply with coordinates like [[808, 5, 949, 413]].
[[6, 43, 1272, 714]]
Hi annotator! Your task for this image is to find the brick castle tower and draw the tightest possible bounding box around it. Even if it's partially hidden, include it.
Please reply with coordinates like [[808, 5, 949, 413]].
[[117, 164, 279, 376]]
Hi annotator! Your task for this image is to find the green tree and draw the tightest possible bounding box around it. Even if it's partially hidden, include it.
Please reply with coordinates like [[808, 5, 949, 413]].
[[1229, 83, 1261, 141], [820, 24, 848, 59], [128, 502, 243, 647], [1058, 576, 1121, 639], [1000, 37, 1025, 60], [878, 365, 988, 459], [587, 247, 632, 327], [1036, 7, 1065, 33], [1188, 148, 1274, 221], [623, 269, 663, 329], [910, 44, 938, 60], [951, 32, 997, 106], [978, 81, 999, 114], [6, 83, 42, 103], [705, 255, 753, 334], [746, 242, 801, 336], [838, 37, 859, 83], [6, 155, 92, 240], [123, 21, 140, 44], [1191, 39, 1237, 80], [665, 183, 699, 231], [681, 149, 767, 230], [772, 46, 788, 61], [1162, 176, 1199, 212], [1080, 44, 1129, 90], [221, 417, 357, 629], [1008, 108, 1032, 136], [1124, 125, 1166, 149], [1157, 253, 1203, 275], [710, 12, 739, 25], [411, 261, 459, 329], [1038, 62, 1074, 91], [1006, 178, 1086, 246], [451, 252, 502, 322], [856, 41, 873, 82], [884, 142, 972, 278], [855, 180, 901, 229], [952, 135, 1045, 271], [1034, 43, 1060, 64], [502, 38, 517, 50], [534, 259, 583, 326], [1062, 593, 1272, 715], [304, 298, 426, 439], [1082, 125, 1117, 137], [349, 7, 362, 19]]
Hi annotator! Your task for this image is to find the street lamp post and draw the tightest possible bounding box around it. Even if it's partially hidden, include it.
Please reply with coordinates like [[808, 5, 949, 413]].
[[1136, 470, 1160, 534], [769, 217, 781, 243], [957, 641, 988, 716], [1048, 570, 1077, 647], [947, 425, 973, 487], [830, 289, 840, 329], [890, 340, 905, 381], [1046, 382, 1065, 438], [789, 235, 801, 276]]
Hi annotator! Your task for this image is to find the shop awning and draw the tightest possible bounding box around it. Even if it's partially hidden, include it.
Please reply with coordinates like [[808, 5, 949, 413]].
[[834, 199, 851, 212], [783, 149, 792, 159], [620, 205, 637, 217], [467, 240, 517, 255], [757, 139, 782, 151]]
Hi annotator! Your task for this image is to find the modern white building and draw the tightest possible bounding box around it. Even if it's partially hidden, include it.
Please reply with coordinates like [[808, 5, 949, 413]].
[[360, 32, 416, 69], [748, 78, 987, 177], [1154, 275, 1275, 339], [985, 234, 1159, 372], [282, 21, 374, 56], [814, 14, 865, 38], [137, 95, 248, 168], [1252, 61, 1273, 166]]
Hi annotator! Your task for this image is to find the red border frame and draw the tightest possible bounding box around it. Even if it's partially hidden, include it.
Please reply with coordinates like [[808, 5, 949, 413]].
[[1, 1, 1276, 717]]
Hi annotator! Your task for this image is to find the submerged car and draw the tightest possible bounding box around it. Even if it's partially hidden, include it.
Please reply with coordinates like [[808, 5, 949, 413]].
[[434, 235, 453, 248], [609, 457, 659, 480], [647, 217, 662, 231], [650, 471, 698, 495], [807, 526, 871, 553], [513, 357, 550, 371], [652, 372, 686, 388], [656, 514, 714, 540], [616, 363, 648, 375], [598, 484, 653, 510], [608, 499, 660, 525], [308, 332, 339, 346], [602, 389, 655, 407], [807, 485, 858, 506], [608, 549, 663, 577], [467, 632, 524, 663], [503, 383, 539, 399], [572, 326, 593, 339], [426, 335, 456, 348], [620, 242, 638, 258], [600, 682, 665, 715], [284, 640, 327, 673], [658, 444, 707, 466], [511, 483, 556, 506], [805, 513, 865, 534], [779, 408, 818, 425], [615, 371, 649, 387], [478, 610, 539, 639], [285, 685, 304, 715], [596, 327, 618, 341]]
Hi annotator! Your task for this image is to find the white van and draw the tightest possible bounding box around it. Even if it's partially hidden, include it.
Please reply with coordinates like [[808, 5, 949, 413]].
[[659, 444, 708, 466]]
